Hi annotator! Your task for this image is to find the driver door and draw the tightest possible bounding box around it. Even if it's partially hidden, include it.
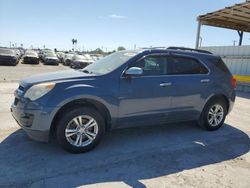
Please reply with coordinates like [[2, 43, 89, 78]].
[[118, 54, 172, 128]]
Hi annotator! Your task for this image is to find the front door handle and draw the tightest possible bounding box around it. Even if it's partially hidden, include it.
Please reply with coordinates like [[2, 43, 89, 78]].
[[201, 79, 210, 83], [160, 82, 172, 87]]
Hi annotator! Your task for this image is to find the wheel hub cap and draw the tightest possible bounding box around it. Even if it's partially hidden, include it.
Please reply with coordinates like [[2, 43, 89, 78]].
[[65, 115, 98, 147], [207, 104, 224, 127]]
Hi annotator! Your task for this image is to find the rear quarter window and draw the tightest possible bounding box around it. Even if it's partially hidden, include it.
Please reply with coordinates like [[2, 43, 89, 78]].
[[214, 58, 231, 74]]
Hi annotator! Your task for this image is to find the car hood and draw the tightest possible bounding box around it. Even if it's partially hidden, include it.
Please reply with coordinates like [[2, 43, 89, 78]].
[[0, 54, 16, 58], [20, 70, 96, 88]]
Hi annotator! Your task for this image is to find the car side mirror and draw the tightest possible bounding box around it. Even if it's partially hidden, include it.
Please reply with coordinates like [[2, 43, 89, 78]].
[[124, 67, 143, 77]]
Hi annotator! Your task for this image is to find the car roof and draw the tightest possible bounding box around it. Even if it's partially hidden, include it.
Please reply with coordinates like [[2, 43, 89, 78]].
[[126, 47, 219, 59]]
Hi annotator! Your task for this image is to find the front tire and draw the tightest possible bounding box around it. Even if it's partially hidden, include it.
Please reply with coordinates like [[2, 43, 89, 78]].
[[56, 107, 105, 153], [199, 98, 227, 131]]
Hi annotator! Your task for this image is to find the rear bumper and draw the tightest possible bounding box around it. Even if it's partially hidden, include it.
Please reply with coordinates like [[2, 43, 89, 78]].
[[228, 90, 236, 114], [44, 60, 59, 65]]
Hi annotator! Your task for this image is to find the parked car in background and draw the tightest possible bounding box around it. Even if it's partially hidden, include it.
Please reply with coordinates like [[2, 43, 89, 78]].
[[11, 47, 236, 153], [38, 50, 44, 61], [84, 54, 94, 64], [62, 53, 74, 66], [90, 55, 99, 62], [56, 52, 65, 63], [39, 49, 53, 61], [0, 48, 18, 66], [42, 51, 59, 65], [14, 49, 22, 61], [22, 50, 39, 64], [70, 54, 92, 69]]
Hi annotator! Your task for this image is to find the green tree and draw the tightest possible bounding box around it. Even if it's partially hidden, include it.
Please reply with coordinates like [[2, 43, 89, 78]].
[[117, 46, 126, 51], [94, 48, 104, 54]]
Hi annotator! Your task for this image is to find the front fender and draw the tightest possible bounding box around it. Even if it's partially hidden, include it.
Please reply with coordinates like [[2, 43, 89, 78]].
[[44, 82, 119, 124]]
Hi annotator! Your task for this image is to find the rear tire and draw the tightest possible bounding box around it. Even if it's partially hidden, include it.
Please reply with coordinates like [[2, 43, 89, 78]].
[[56, 107, 105, 153], [198, 98, 227, 131]]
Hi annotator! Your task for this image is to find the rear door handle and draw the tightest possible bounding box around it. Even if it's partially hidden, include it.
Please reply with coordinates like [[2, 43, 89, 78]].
[[201, 79, 210, 83], [160, 82, 172, 87]]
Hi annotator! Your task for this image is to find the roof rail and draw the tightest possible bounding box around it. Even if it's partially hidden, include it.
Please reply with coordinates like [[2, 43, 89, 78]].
[[140, 46, 167, 50], [167, 46, 213, 54]]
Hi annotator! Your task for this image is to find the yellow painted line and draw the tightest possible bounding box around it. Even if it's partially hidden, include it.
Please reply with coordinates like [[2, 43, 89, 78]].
[[234, 75, 250, 83]]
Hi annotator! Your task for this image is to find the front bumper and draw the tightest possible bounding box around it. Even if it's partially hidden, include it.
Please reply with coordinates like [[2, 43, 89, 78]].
[[11, 104, 51, 142], [23, 57, 39, 64], [0, 57, 17, 65], [44, 59, 59, 65]]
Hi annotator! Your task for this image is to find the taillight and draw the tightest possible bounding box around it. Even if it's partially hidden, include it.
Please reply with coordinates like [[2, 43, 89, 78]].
[[231, 76, 237, 90]]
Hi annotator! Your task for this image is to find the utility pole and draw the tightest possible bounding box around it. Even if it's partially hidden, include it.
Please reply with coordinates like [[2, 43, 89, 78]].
[[237, 31, 243, 46], [195, 21, 202, 49], [199, 37, 202, 47], [232, 40, 237, 46]]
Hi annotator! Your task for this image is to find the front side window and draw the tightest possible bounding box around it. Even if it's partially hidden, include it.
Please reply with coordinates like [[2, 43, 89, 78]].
[[168, 56, 208, 75], [45, 52, 57, 57], [133, 55, 168, 76]]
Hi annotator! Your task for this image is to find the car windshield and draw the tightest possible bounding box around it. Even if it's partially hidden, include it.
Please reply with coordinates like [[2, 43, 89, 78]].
[[0, 48, 14, 55], [82, 51, 139, 74], [57, 52, 64, 57], [25, 51, 37, 56], [74, 55, 86, 60], [45, 52, 56, 57], [66, 54, 74, 58]]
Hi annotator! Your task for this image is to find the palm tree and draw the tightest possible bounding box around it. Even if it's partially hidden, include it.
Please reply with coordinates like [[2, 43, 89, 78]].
[[72, 39, 78, 51], [75, 39, 77, 51]]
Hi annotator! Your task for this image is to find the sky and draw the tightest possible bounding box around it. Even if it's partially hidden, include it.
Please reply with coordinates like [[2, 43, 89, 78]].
[[0, 0, 249, 51]]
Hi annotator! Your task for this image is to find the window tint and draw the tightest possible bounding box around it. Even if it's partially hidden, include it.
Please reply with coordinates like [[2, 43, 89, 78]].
[[169, 56, 208, 75], [213, 58, 230, 73], [133, 55, 168, 76]]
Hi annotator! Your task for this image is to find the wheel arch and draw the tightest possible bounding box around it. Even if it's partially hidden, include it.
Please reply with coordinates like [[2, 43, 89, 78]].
[[202, 94, 230, 115], [49, 98, 112, 140]]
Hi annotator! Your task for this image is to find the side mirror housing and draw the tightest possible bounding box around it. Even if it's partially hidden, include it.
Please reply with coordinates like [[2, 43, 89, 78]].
[[124, 67, 143, 77]]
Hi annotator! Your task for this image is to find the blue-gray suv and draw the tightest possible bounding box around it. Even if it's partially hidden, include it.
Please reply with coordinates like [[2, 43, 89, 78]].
[[11, 47, 236, 153]]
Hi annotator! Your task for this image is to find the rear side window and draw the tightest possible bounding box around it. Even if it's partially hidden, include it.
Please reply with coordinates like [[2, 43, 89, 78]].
[[168, 56, 208, 75], [214, 58, 230, 73]]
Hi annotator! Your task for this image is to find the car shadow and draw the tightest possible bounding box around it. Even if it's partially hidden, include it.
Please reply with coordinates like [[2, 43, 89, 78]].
[[0, 122, 249, 187]]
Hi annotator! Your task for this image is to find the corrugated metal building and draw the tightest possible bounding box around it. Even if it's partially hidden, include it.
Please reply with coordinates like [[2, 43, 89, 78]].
[[200, 46, 250, 92]]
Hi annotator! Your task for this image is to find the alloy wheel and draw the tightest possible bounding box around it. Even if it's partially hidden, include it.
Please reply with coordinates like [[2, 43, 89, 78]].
[[207, 104, 224, 127], [65, 115, 98, 147]]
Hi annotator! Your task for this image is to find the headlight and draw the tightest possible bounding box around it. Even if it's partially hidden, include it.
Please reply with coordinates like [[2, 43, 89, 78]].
[[24, 82, 55, 101]]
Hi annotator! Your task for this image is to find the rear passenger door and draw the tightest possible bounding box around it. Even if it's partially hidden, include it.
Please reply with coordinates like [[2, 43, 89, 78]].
[[167, 55, 212, 122]]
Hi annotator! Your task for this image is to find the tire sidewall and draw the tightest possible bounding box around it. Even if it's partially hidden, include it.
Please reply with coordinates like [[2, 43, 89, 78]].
[[201, 99, 227, 131], [56, 107, 105, 153]]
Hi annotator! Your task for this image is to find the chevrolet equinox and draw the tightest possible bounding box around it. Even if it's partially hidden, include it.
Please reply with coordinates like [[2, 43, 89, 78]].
[[11, 47, 236, 153]]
